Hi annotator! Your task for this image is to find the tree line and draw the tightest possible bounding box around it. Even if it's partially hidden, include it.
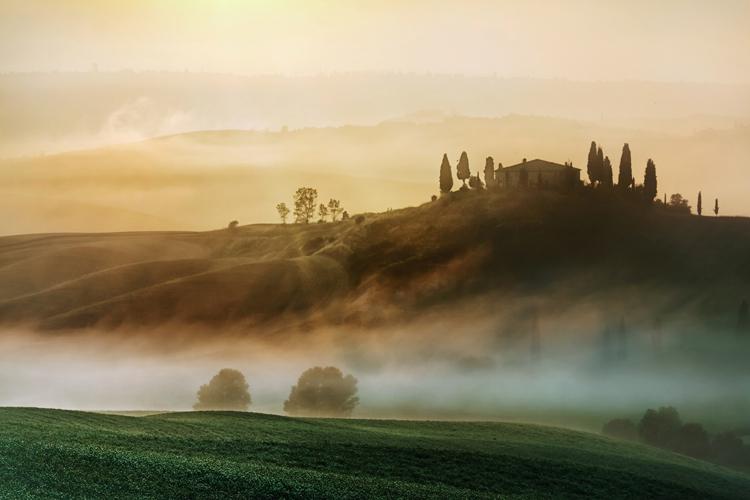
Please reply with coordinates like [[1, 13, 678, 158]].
[[193, 366, 359, 417], [276, 187, 349, 224]]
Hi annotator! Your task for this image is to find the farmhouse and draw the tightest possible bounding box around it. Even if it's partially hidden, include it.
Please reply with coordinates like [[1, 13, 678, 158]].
[[497, 158, 580, 189]]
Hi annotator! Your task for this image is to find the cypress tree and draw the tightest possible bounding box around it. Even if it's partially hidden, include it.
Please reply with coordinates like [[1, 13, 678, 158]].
[[601, 156, 613, 188], [644, 159, 657, 203], [456, 151, 471, 187], [618, 143, 632, 189], [596, 147, 604, 184], [586, 141, 598, 185], [439, 154, 453, 194], [697, 191, 702, 215], [484, 156, 495, 188], [714, 198, 719, 216]]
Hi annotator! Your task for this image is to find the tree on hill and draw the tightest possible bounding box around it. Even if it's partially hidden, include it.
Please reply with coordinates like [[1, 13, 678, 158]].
[[697, 191, 702, 216], [618, 143, 632, 189], [327, 199, 343, 221], [439, 154, 453, 194], [601, 156, 613, 188], [644, 159, 657, 203], [668, 193, 691, 214], [456, 151, 471, 188], [674, 423, 710, 459], [283, 366, 359, 417], [587, 141, 598, 185], [484, 156, 495, 188], [193, 368, 251, 411], [227, 220, 239, 232], [714, 198, 719, 216], [738, 299, 748, 334], [596, 147, 604, 184], [276, 203, 290, 224], [469, 173, 485, 190], [318, 203, 329, 222], [638, 406, 682, 449], [293, 187, 318, 224]]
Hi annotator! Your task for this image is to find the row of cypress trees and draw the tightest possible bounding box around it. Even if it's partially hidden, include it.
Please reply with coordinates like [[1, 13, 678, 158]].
[[586, 142, 657, 202]]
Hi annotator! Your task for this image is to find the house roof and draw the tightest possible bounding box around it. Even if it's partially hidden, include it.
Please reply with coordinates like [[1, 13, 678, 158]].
[[502, 159, 580, 171]]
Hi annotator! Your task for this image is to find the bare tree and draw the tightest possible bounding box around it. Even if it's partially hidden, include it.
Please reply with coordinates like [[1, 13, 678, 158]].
[[327, 199, 343, 221], [276, 203, 290, 224]]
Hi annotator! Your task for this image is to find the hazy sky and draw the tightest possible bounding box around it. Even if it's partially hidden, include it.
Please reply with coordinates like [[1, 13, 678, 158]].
[[1, 0, 749, 83]]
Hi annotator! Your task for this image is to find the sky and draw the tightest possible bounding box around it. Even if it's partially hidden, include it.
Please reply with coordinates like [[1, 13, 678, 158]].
[[1, 0, 749, 83]]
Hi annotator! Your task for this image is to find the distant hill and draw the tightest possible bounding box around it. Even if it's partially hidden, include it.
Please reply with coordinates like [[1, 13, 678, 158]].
[[1, 407, 748, 499], [1, 189, 749, 333]]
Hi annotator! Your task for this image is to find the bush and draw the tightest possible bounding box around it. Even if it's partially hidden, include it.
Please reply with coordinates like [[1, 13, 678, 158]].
[[602, 418, 638, 441], [193, 368, 251, 411], [638, 406, 681, 448], [674, 423, 710, 458], [283, 366, 359, 417]]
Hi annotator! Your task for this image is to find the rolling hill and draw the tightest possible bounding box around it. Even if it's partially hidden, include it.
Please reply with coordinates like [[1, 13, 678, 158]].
[[0, 407, 748, 499]]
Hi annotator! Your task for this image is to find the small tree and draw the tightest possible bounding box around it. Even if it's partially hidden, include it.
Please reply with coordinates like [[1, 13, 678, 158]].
[[601, 156, 613, 188], [643, 159, 657, 203], [638, 406, 682, 449], [456, 151, 471, 188], [469, 173, 484, 190], [227, 220, 239, 231], [293, 187, 317, 224], [193, 369, 251, 411], [484, 156, 495, 188], [697, 191, 702, 216], [439, 153, 453, 194], [618, 143, 632, 189], [327, 199, 343, 221], [283, 366, 359, 417], [714, 198, 719, 216], [586, 141, 598, 185], [668, 193, 691, 214], [318, 203, 329, 222], [342, 210, 350, 220], [276, 203, 290, 224]]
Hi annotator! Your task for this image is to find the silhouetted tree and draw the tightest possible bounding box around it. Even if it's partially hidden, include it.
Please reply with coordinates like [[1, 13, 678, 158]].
[[603, 418, 638, 441], [644, 159, 657, 203], [638, 406, 682, 449], [439, 153, 453, 194], [484, 156, 495, 187], [468, 173, 484, 190], [596, 147, 604, 184], [738, 299, 748, 334], [668, 193, 691, 214], [193, 368, 251, 411], [697, 191, 702, 216], [714, 198, 719, 216], [601, 156, 613, 188], [342, 210, 350, 220], [276, 203, 290, 224], [674, 423, 710, 459], [283, 366, 359, 417], [618, 143, 632, 189], [318, 203, 329, 222], [327, 199, 343, 221], [431, 194, 437, 202], [456, 151, 471, 188], [587, 141, 598, 185], [227, 220, 239, 232], [293, 187, 318, 224]]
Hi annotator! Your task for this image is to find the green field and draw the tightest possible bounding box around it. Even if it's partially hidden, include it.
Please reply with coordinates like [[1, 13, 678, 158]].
[[0, 408, 748, 499]]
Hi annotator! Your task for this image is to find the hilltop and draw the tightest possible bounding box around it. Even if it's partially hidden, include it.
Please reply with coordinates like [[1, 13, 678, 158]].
[[1, 189, 749, 333], [0, 407, 748, 499]]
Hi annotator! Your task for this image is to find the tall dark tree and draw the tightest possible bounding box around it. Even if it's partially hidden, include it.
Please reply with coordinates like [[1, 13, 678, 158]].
[[697, 191, 702, 215], [439, 154, 453, 194], [484, 156, 495, 188], [738, 299, 749, 334], [596, 147, 604, 184], [714, 198, 719, 216], [601, 156, 613, 188], [618, 143, 632, 189], [586, 141, 598, 185], [643, 159, 657, 203], [456, 151, 471, 188]]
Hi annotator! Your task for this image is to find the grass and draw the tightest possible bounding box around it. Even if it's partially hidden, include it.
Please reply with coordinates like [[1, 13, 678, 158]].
[[0, 408, 748, 499]]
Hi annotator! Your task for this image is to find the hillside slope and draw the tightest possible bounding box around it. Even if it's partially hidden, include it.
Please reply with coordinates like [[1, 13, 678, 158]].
[[1, 189, 749, 332], [0, 407, 748, 499]]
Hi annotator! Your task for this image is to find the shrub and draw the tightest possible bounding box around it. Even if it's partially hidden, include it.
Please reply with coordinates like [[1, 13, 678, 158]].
[[638, 406, 681, 448]]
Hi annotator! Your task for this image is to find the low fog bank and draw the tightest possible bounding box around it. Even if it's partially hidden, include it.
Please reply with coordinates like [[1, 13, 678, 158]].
[[1, 298, 748, 431]]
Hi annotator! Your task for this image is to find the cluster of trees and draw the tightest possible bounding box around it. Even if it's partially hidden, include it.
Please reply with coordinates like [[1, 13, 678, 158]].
[[603, 406, 750, 467], [586, 142, 657, 201], [440, 152, 487, 194], [193, 366, 359, 417], [276, 188, 349, 224]]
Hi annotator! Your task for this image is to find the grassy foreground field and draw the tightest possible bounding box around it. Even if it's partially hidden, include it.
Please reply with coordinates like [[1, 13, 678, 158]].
[[0, 408, 748, 499]]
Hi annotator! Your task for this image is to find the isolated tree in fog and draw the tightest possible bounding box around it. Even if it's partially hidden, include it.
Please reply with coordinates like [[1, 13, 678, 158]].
[[327, 199, 343, 221], [714, 198, 719, 216], [283, 366, 359, 417], [643, 159, 657, 203], [586, 141, 598, 185], [318, 203, 329, 222], [293, 187, 318, 224], [601, 156, 613, 188], [618, 143, 632, 189], [738, 299, 749, 334], [439, 154, 454, 194], [638, 406, 682, 449], [456, 151, 471, 188], [193, 368, 251, 411], [484, 156, 495, 188], [697, 191, 702, 216], [276, 203, 290, 224]]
